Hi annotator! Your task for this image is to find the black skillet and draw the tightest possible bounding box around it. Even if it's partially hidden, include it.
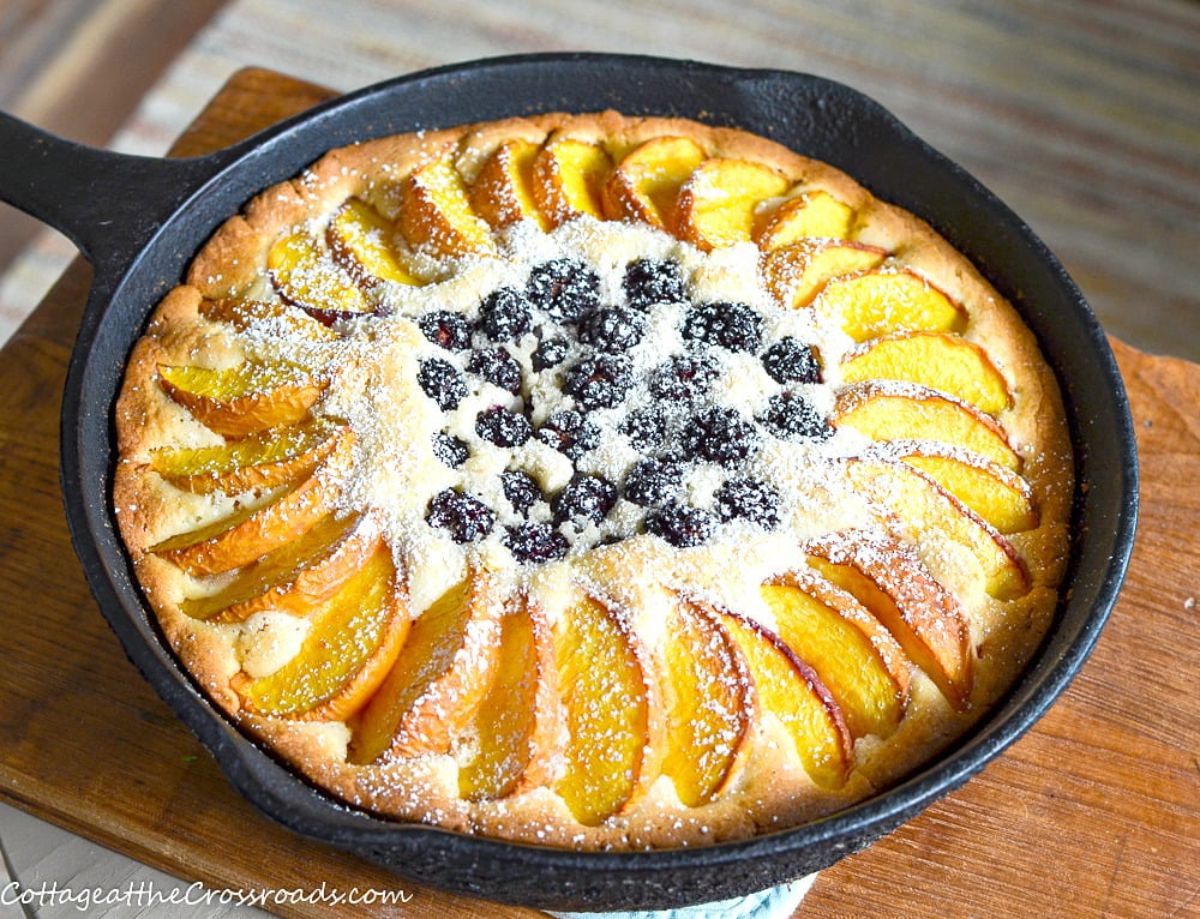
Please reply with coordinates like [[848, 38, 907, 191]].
[[0, 54, 1137, 910]]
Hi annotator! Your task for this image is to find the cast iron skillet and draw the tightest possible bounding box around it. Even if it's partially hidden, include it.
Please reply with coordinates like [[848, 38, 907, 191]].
[[0, 53, 1137, 910]]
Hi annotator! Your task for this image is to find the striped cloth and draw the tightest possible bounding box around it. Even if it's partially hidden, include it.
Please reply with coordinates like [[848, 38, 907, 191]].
[[1, 0, 1197, 356]]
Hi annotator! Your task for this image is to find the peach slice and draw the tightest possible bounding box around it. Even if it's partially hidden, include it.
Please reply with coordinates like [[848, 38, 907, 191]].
[[198, 297, 338, 340], [235, 547, 408, 721], [553, 594, 653, 825], [149, 421, 345, 495], [327, 198, 421, 286], [458, 596, 560, 801], [840, 331, 1011, 415], [531, 135, 613, 228], [676, 158, 790, 251], [895, 441, 1038, 534], [158, 362, 326, 438], [805, 530, 973, 710], [182, 513, 378, 623], [753, 190, 855, 251], [763, 239, 888, 309], [814, 269, 967, 342], [468, 140, 549, 231], [151, 470, 341, 576], [760, 572, 906, 739], [398, 158, 496, 258], [709, 602, 852, 789], [845, 457, 1030, 600], [663, 598, 755, 807], [834, 381, 1021, 471], [348, 569, 501, 763], [602, 135, 706, 231], [267, 231, 373, 323]]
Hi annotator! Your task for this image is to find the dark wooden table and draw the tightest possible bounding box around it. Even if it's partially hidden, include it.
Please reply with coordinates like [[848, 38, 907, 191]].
[[0, 67, 1196, 918]]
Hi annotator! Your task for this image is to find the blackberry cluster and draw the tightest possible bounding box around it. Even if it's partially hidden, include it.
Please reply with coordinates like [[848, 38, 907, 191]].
[[426, 489, 494, 544], [526, 259, 600, 322], [578, 307, 644, 353], [552, 474, 618, 525], [476, 406, 532, 447], [620, 407, 670, 452], [532, 335, 569, 371], [714, 477, 781, 529], [759, 392, 831, 441], [623, 258, 687, 310], [564, 354, 633, 410], [681, 301, 763, 353], [417, 358, 467, 411], [415, 253, 836, 561], [432, 432, 469, 468], [418, 311, 471, 351], [623, 458, 683, 507], [762, 338, 821, 384], [478, 287, 532, 341], [646, 503, 717, 548], [505, 523, 569, 563], [468, 347, 522, 394], [536, 410, 600, 460], [681, 407, 760, 467], [648, 353, 718, 402], [501, 470, 542, 516]]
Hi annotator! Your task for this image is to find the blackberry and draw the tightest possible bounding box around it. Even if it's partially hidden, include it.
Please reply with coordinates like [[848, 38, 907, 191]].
[[552, 473, 617, 525], [468, 346, 522, 394], [623, 458, 684, 507], [682, 406, 760, 467], [623, 258, 687, 310], [505, 522, 569, 563], [532, 336, 569, 371], [417, 358, 467, 410], [761, 337, 821, 384], [478, 287, 532, 342], [620, 406, 670, 451], [418, 311, 471, 351], [648, 353, 718, 401], [714, 477, 781, 528], [578, 307, 645, 353], [535, 410, 600, 460], [501, 470, 543, 516], [475, 406, 533, 447], [563, 353, 633, 410], [759, 392, 831, 441], [526, 259, 600, 322], [432, 432, 469, 468], [646, 502, 716, 548], [425, 489, 495, 543], [680, 301, 763, 353]]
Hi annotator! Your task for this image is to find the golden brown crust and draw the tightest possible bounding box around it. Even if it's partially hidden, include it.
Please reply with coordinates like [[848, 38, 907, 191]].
[[111, 110, 1074, 850]]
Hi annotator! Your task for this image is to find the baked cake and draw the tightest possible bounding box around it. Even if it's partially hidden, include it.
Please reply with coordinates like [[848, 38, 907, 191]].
[[113, 111, 1073, 849]]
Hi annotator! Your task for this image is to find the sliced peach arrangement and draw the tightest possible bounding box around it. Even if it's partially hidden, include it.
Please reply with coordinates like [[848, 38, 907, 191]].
[[551, 594, 655, 825], [805, 531, 973, 710], [150, 420, 346, 495], [841, 331, 1011, 415], [469, 140, 548, 231], [834, 381, 1021, 471], [157, 361, 326, 438], [234, 545, 408, 721], [327, 198, 422, 286]]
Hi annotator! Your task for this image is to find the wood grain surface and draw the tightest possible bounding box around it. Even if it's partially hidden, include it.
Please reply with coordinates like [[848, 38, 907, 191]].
[[0, 68, 1196, 918]]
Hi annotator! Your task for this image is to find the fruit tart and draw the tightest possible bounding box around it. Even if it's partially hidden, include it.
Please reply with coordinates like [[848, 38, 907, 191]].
[[113, 110, 1073, 849]]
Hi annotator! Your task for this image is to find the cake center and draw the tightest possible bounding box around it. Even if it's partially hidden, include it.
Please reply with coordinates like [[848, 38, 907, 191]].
[[327, 218, 847, 573]]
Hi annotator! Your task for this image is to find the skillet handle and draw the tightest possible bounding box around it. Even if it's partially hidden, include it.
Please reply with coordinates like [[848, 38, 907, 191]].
[[0, 111, 222, 276]]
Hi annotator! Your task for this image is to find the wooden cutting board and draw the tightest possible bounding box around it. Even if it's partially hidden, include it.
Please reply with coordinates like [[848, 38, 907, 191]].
[[0, 68, 1195, 919]]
